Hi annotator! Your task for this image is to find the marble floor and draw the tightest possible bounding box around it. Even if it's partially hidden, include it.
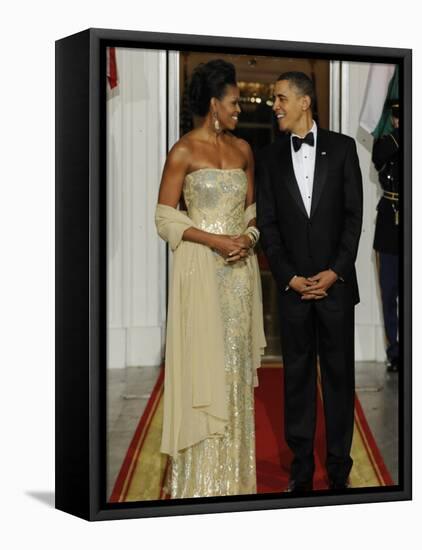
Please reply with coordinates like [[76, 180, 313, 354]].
[[107, 360, 399, 500], [107, 365, 162, 500], [355, 361, 399, 484]]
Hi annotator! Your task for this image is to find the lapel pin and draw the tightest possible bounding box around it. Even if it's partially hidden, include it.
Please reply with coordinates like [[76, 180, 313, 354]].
[[321, 151, 327, 156]]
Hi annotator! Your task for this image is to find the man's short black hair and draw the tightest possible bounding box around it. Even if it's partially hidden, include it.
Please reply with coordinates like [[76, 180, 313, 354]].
[[277, 71, 315, 110]]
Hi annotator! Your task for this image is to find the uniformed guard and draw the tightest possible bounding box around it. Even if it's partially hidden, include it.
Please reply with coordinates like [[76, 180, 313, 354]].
[[372, 100, 399, 372]]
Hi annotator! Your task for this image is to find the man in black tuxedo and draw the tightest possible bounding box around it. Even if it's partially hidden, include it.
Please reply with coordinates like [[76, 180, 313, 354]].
[[256, 72, 363, 492]]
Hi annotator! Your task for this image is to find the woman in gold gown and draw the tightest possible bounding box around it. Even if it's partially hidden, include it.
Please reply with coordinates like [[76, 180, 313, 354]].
[[155, 59, 266, 498]]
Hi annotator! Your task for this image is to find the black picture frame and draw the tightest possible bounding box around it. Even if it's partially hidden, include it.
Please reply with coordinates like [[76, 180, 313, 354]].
[[55, 27, 412, 521]]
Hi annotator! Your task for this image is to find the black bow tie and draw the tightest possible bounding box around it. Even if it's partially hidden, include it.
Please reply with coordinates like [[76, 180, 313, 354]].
[[292, 132, 314, 152]]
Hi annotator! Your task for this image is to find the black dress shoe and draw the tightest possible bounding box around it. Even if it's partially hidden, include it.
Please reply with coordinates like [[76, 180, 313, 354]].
[[328, 478, 350, 490], [285, 479, 313, 493], [386, 358, 399, 373]]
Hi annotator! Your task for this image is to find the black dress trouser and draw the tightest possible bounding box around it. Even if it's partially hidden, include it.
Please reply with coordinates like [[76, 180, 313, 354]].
[[278, 283, 355, 484], [378, 252, 399, 364]]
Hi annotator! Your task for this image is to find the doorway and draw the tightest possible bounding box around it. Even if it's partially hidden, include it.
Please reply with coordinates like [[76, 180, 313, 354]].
[[179, 51, 330, 359]]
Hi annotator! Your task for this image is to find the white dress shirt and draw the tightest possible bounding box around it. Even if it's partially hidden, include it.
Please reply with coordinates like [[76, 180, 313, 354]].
[[286, 121, 343, 288], [290, 120, 317, 217], [285, 121, 317, 290]]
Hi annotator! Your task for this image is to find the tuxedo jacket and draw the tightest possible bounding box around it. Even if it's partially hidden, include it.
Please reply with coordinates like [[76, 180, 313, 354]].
[[256, 128, 363, 307]]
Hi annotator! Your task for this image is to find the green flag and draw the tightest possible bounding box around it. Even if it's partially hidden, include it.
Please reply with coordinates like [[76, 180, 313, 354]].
[[372, 65, 399, 139]]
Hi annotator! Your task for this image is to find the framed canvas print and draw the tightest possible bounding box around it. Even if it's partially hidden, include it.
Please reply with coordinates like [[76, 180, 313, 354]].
[[55, 27, 412, 521]]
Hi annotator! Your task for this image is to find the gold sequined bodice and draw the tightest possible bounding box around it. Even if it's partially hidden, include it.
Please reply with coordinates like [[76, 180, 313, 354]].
[[183, 168, 247, 235]]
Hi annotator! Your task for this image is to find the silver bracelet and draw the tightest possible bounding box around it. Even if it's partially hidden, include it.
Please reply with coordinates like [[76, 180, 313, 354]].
[[244, 226, 260, 247]]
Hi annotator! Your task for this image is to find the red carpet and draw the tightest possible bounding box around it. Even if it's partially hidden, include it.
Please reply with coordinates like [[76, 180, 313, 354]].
[[255, 365, 393, 492], [110, 365, 393, 502]]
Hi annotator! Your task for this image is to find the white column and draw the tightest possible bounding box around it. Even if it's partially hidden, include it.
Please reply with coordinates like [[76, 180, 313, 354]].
[[338, 61, 386, 362], [107, 48, 167, 368]]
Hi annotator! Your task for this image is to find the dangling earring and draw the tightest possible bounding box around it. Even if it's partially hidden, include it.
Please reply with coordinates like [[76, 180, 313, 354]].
[[213, 111, 221, 133]]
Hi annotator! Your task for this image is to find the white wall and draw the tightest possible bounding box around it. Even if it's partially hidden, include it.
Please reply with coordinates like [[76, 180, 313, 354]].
[[107, 48, 167, 368], [341, 62, 389, 361]]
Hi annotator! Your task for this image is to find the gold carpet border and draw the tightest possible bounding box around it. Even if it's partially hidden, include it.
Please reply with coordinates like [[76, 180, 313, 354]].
[[119, 384, 165, 502]]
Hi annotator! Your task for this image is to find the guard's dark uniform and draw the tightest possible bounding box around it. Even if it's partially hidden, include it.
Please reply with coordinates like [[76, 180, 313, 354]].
[[372, 127, 399, 370]]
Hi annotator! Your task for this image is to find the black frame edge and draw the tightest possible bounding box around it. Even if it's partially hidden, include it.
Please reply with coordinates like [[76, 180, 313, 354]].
[[90, 27, 411, 61], [55, 29, 92, 521], [401, 48, 412, 500]]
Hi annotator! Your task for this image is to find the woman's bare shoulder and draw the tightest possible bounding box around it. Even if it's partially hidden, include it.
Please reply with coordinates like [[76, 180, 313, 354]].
[[167, 135, 196, 167], [225, 134, 253, 167], [233, 135, 253, 155], [169, 130, 204, 159]]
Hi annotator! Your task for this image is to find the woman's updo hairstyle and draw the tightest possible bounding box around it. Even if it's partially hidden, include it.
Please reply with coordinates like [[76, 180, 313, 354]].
[[188, 59, 237, 117]]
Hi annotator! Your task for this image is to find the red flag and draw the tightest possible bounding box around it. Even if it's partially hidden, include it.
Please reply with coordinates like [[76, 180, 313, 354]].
[[107, 47, 118, 89]]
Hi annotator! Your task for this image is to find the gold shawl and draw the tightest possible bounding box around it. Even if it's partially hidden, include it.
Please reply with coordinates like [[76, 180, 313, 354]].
[[155, 203, 266, 457]]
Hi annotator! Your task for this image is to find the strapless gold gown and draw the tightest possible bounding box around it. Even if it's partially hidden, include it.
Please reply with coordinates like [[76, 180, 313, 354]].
[[164, 168, 257, 498]]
